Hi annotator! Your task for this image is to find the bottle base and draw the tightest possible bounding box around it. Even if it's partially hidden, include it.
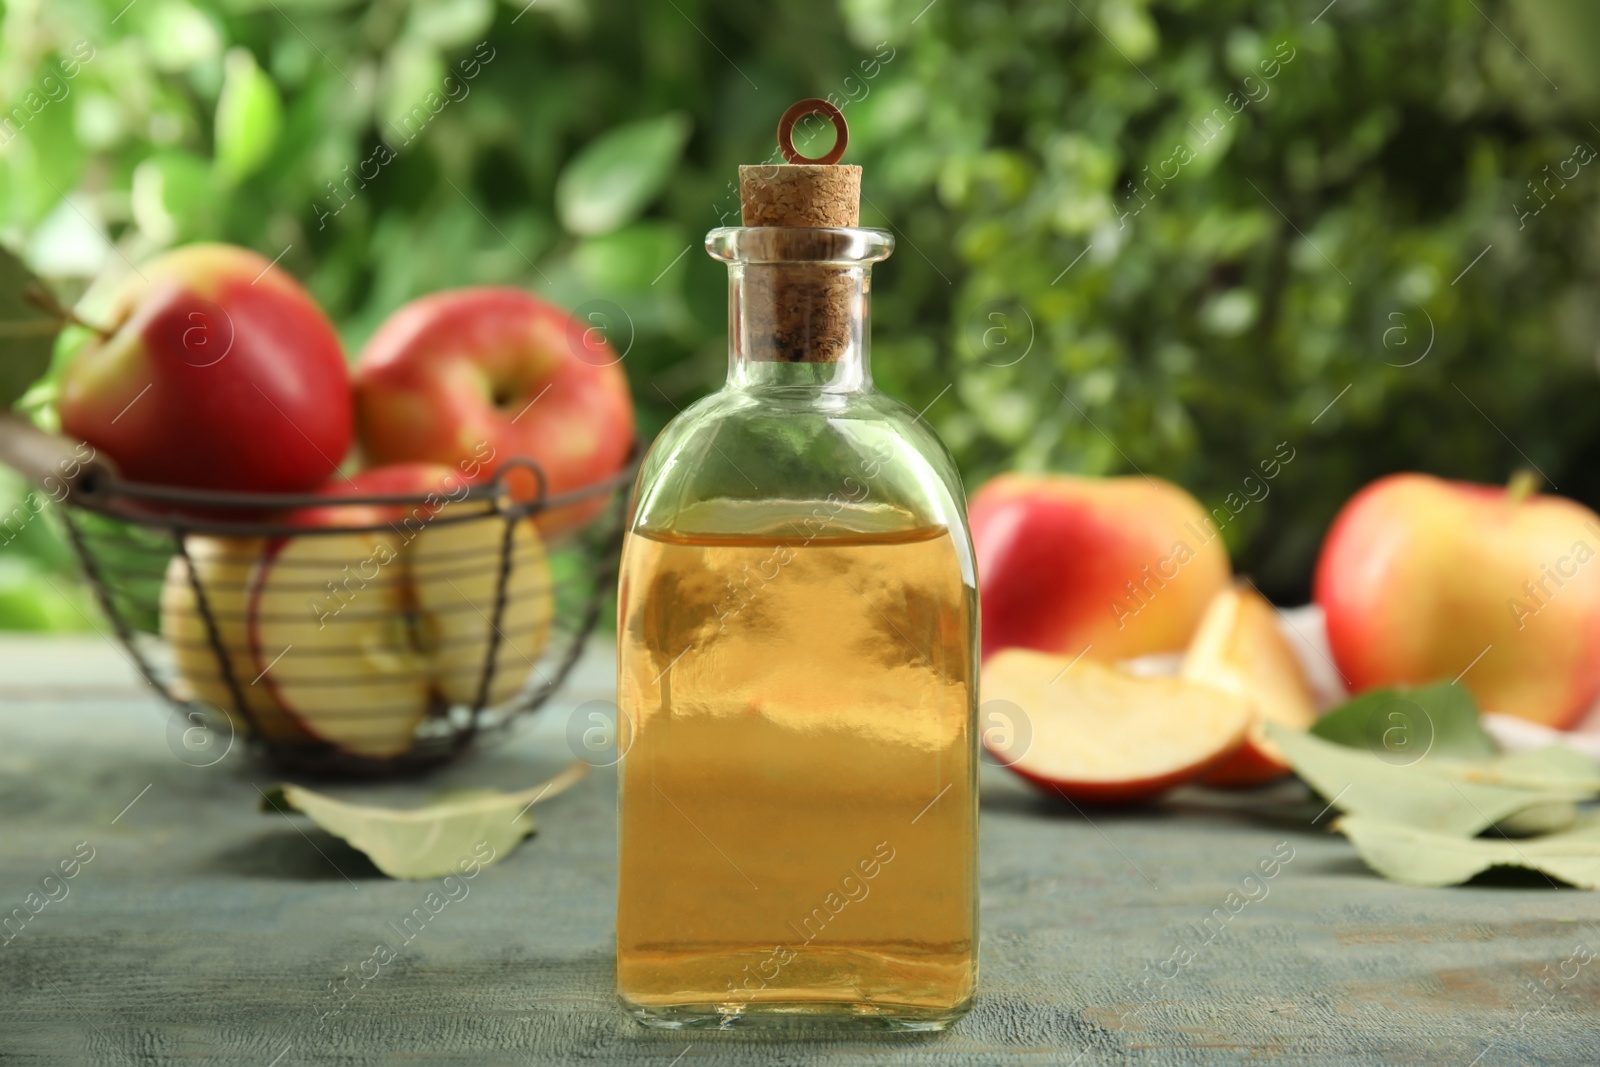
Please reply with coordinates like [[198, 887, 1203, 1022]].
[[621, 997, 971, 1032]]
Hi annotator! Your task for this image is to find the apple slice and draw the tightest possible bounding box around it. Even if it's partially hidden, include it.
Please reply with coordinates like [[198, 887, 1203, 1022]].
[[243, 464, 557, 758], [410, 515, 553, 707], [983, 649, 1250, 804], [247, 523, 432, 759], [161, 535, 309, 742], [1182, 586, 1317, 787]]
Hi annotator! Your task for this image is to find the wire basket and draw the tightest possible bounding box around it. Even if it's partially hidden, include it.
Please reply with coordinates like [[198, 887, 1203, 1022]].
[[0, 416, 635, 777]]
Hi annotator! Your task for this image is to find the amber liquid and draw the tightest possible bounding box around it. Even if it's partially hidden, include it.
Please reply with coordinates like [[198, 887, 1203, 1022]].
[[615, 521, 977, 1027]]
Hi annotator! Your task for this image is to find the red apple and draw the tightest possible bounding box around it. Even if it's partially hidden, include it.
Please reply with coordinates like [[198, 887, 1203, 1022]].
[[982, 649, 1250, 804], [1315, 472, 1600, 729], [353, 288, 635, 537], [245, 464, 553, 757], [971, 474, 1232, 663], [59, 244, 351, 492]]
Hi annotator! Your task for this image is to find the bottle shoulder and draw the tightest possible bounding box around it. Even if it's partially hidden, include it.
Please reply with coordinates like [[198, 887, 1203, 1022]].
[[648, 388, 961, 477], [629, 385, 970, 546]]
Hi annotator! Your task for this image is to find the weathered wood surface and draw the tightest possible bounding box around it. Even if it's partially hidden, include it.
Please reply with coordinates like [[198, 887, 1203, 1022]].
[[2, 635, 1598, 1066]]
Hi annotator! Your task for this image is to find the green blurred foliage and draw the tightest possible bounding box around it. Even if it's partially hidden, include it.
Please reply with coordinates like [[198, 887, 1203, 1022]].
[[1, 0, 1598, 629]]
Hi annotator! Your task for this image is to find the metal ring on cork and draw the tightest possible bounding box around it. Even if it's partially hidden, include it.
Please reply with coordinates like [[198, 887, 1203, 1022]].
[[777, 98, 849, 166]]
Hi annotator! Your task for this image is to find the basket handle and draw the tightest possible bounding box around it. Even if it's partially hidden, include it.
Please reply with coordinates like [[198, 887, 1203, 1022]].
[[0, 413, 115, 500]]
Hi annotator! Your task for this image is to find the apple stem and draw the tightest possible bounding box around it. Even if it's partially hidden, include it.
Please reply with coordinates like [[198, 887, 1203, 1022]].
[[1506, 468, 1540, 504], [23, 284, 113, 341]]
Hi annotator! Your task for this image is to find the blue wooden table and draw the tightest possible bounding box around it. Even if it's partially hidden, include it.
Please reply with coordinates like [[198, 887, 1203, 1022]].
[[3, 634, 1597, 1065]]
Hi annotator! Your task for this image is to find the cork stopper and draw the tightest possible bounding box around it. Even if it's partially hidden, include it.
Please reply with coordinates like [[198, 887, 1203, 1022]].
[[739, 165, 861, 227], [735, 99, 862, 364]]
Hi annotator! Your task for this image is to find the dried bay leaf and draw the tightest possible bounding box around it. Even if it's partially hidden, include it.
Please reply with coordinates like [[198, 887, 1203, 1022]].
[[1493, 801, 1581, 838], [261, 762, 588, 879], [1264, 724, 1600, 836], [1335, 814, 1600, 888], [1484, 745, 1600, 790]]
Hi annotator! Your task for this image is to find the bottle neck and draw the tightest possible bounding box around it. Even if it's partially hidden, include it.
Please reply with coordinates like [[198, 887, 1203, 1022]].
[[725, 261, 873, 394], [729, 353, 872, 392]]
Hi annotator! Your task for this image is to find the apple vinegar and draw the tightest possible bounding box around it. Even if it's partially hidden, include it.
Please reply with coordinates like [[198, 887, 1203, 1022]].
[[615, 105, 979, 1030], [617, 525, 976, 1024]]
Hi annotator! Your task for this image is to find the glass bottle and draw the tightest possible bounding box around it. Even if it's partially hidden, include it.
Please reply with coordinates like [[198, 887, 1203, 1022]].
[[615, 162, 978, 1030]]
